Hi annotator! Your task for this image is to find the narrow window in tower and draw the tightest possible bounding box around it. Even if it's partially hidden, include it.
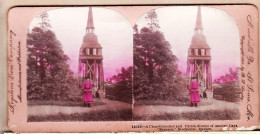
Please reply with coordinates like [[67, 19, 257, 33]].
[[201, 49, 205, 56], [195, 49, 198, 55], [198, 49, 201, 56], [85, 48, 89, 55], [93, 48, 96, 55]]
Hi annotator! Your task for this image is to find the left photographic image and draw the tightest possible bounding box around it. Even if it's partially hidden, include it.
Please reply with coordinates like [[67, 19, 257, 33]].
[[26, 7, 133, 122]]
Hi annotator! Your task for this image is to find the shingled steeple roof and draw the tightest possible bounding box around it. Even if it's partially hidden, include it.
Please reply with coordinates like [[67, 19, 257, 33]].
[[195, 6, 203, 31], [189, 6, 209, 49], [81, 7, 101, 49], [86, 7, 94, 30]]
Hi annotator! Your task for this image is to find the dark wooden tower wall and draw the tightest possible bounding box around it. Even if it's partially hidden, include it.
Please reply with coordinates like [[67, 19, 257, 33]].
[[78, 7, 104, 90]]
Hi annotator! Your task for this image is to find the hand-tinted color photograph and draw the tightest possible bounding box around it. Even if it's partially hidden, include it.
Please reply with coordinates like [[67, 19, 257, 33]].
[[27, 7, 133, 122]]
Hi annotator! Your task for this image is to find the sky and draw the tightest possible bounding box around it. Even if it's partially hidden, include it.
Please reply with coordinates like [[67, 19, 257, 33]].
[[29, 6, 240, 80], [136, 6, 240, 80], [29, 7, 133, 80]]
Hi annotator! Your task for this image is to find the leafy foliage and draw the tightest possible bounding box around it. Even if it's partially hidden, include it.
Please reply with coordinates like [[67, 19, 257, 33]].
[[134, 109, 240, 120], [214, 67, 239, 84], [27, 12, 79, 101], [28, 109, 132, 122], [145, 9, 160, 31], [106, 66, 133, 103], [134, 10, 186, 101], [38, 12, 52, 31], [213, 67, 240, 102]]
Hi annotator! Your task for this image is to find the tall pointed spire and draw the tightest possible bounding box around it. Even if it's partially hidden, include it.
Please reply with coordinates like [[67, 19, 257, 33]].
[[86, 7, 94, 30], [195, 6, 203, 31], [190, 5, 209, 49]]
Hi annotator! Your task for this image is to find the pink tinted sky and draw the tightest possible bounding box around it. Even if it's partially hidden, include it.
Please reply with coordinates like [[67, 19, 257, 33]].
[[136, 6, 240, 80], [29, 7, 133, 80]]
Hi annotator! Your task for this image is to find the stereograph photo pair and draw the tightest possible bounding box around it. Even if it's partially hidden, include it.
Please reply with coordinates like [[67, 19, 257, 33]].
[[3, 1, 260, 132]]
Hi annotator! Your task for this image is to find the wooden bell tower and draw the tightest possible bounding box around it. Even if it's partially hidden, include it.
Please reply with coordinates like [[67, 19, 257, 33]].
[[186, 6, 213, 97], [78, 7, 104, 90]]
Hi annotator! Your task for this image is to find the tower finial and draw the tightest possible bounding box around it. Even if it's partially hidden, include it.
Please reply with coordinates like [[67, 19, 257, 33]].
[[195, 6, 203, 31], [86, 7, 94, 30]]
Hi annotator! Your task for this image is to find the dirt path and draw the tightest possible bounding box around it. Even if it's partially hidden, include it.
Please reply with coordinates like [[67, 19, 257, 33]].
[[28, 98, 131, 116], [133, 99, 240, 118]]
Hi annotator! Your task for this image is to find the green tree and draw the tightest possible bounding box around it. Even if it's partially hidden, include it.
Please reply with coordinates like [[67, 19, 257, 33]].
[[27, 12, 78, 101], [213, 67, 240, 102], [145, 9, 160, 31], [133, 24, 138, 34], [134, 10, 186, 101], [214, 67, 239, 84], [106, 66, 133, 103], [38, 12, 51, 31]]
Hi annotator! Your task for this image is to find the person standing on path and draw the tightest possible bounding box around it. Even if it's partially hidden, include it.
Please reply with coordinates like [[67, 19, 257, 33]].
[[82, 77, 94, 107], [189, 77, 200, 107]]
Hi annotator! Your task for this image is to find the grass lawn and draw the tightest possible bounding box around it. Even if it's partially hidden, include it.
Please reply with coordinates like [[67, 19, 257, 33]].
[[28, 98, 105, 107], [28, 109, 132, 122], [134, 109, 240, 120], [134, 98, 212, 107]]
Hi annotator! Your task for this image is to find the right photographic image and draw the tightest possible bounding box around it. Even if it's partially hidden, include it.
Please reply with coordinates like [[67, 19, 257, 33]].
[[133, 6, 241, 121]]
